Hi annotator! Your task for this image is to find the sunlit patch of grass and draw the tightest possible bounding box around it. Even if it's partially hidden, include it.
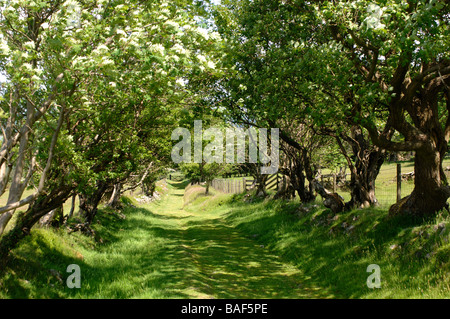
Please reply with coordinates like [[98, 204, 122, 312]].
[[221, 193, 450, 298]]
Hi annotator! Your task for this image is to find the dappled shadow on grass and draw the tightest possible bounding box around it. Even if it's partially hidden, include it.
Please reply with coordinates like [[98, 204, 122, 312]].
[[3, 193, 367, 299], [1, 207, 191, 299], [222, 197, 450, 298], [176, 220, 329, 299], [2, 233, 89, 298], [79, 202, 329, 299], [65, 209, 193, 298]]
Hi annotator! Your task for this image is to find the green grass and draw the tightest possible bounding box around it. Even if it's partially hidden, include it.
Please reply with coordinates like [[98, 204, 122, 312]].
[[1, 179, 449, 298], [221, 194, 450, 298], [1, 181, 182, 298], [0, 180, 325, 298]]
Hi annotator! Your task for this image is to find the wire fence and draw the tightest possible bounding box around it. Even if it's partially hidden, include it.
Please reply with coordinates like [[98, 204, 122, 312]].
[[375, 163, 414, 208], [210, 162, 450, 209]]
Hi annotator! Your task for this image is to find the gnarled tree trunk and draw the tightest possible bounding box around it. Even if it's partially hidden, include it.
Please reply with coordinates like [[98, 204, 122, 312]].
[[281, 142, 316, 203], [387, 80, 450, 217], [334, 125, 388, 210], [106, 183, 122, 209], [311, 179, 345, 214], [79, 182, 109, 225], [0, 186, 72, 268], [390, 146, 450, 217]]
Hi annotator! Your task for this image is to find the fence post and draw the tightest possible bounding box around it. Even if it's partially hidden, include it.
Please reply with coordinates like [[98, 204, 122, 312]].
[[397, 163, 401, 202], [333, 173, 337, 193], [243, 177, 246, 191]]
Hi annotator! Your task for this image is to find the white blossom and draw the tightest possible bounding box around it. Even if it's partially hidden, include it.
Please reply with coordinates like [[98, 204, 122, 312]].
[[210, 32, 221, 41], [196, 28, 209, 40], [23, 41, 35, 50], [364, 4, 386, 30], [93, 44, 109, 55], [175, 78, 185, 87], [31, 74, 41, 82], [21, 63, 34, 72], [164, 20, 180, 31], [0, 38, 10, 55], [99, 57, 114, 67], [150, 43, 165, 55], [197, 54, 206, 63], [172, 43, 187, 55], [116, 29, 127, 37]]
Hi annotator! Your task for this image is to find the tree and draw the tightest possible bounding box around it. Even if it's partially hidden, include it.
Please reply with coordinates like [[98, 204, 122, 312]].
[[181, 162, 229, 195], [0, 0, 224, 265], [216, 0, 450, 216], [214, 0, 383, 207], [0, 0, 80, 235], [315, 0, 450, 216]]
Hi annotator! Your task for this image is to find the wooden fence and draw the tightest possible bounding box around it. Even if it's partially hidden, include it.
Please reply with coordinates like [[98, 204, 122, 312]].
[[211, 174, 281, 194], [210, 178, 246, 194], [210, 164, 417, 206]]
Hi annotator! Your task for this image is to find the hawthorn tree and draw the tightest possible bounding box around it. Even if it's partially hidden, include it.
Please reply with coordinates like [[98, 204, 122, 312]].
[[213, 0, 384, 207], [215, 0, 450, 216], [315, 0, 450, 216], [0, 0, 223, 264]]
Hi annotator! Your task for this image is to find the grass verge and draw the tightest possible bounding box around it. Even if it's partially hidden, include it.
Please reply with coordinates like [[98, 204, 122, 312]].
[[219, 192, 450, 298]]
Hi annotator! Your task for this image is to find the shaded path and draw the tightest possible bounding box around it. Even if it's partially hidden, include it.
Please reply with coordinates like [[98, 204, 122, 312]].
[[147, 181, 325, 299]]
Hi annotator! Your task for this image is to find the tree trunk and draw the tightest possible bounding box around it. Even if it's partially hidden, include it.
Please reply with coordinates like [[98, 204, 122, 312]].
[[39, 204, 64, 228], [79, 183, 109, 225], [0, 101, 35, 236], [346, 148, 384, 209], [205, 181, 210, 195], [300, 147, 317, 202], [387, 81, 450, 217], [311, 180, 345, 214], [389, 148, 450, 217], [334, 125, 388, 210], [106, 183, 122, 209], [274, 174, 295, 199], [277, 130, 316, 203], [288, 155, 315, 203], [254, 174, 267, 197], [66, 194, 77, 223], [0, 187, 72, 268]]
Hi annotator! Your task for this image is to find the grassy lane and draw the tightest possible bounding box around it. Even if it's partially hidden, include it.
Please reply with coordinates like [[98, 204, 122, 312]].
[[2, 178, 448, 298], [132, 180, 328, 299], [4, 180, 326, 298], [1, 180, 326, 298]]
